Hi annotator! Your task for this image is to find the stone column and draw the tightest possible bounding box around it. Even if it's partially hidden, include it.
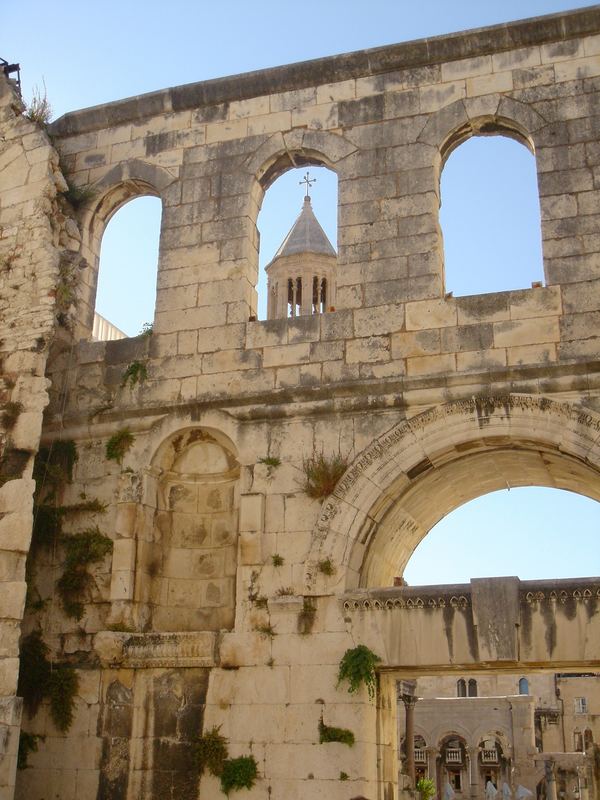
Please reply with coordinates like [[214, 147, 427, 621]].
[[469, 746, 480, 800], [544, 759, 558, 800], [399, 680, 418, 787]]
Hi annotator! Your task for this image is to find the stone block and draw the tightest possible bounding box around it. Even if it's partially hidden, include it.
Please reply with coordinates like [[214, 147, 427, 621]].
[[110, 570, 134, 601], [406, 298, 457, 330], [456, 348, 507, 372], [111, 539, 135, 573], [346, 336, 390, 364], [419, 81, 466, 114], [0, 659, 18, 696], [406, 353, 456, 377], [509, 286, 562, 319], [440, 323, 494, 353], [467, 70, 513, 96], [263, 343, 310, 368], [287, 315, 320, 344], [507, 343, 557, 366], [205, 118, 248, 144], [239, 531, 262, 566], [316, 79, 356, 104], [391, 329, 440, 359], [441, 54, 493, 81], [493, 316, 560, 348], [353, 304, 405, 337], [239, 494, 264, 534]]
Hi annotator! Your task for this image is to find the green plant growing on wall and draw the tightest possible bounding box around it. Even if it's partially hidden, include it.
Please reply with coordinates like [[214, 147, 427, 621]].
[[417, 778, 436, 800], [1, 401, 23, 430], [302, 451, 348, 499], [254, 623, 276, 638], [53, 254, 82, 329], [48, 667, 79, 732], [140, 322, 154, 336], [121, 360, 148, 388], [17, 630, 79, 732], [56, 527, 113, 619], [257, 455, 281, 477], [339, 771, 349, 781], [318, 717, 355, 746], [275, 586, 294, 597], [317, 558, 335, 576], [337, 645, 382, 700], [33, 440, 78, 502], [63, 180, 97, 208], [24, 85, 52, 125], [297, 597, 316, 635], [17, 731, 45, 770], [17, 631, 51, 717], [196, 726, 229, 777], [106, 429, 135, 464], [271, 553, 284, 567], [220, 755, 258, 795]]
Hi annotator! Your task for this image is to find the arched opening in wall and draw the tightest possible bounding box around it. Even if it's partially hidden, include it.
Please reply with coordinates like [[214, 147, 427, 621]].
[[93, 195, 162, 339], [402, 487, 600, 587], [440, 133, 543, 296], [256, 164, 337, 320]]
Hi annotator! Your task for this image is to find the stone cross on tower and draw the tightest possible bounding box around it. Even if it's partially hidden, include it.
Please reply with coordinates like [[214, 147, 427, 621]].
[[299, 171, 316, 199]]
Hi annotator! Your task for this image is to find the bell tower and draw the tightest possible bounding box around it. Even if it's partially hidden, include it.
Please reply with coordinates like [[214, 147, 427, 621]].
[[265, 191, 337, 320]]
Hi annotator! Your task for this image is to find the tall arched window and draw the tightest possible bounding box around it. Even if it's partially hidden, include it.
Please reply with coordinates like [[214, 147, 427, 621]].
[[457, 679, 466, 697], [468, 678, 478, 697], [257, 165, 337, 321], [94, 196, 162, 339], [440, 134, 543, 296], [519, 677, 529, 695]]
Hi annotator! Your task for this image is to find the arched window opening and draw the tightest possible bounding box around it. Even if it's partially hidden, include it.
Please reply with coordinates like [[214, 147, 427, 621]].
[[519, 677, 529, 695], [94, 195, 162, 339], [257, 165, 337, 321], [440, 134, 543, 297], [468, 678, 478, 697], [403, 488, 600, 586], [457, 679, 466, 697]]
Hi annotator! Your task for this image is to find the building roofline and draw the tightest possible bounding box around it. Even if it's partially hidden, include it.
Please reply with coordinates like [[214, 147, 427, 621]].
[[50, 5, 600, 137]]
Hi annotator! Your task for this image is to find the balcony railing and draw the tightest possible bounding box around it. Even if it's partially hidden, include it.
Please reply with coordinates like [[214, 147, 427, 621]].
[[481, 748, 499, 764], [446, 748, 462, 764], [415, 749, 427, 764]]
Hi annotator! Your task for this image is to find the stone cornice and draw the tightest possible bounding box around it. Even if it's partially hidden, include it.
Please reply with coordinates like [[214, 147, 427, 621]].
[[51, 6, 600, 137]]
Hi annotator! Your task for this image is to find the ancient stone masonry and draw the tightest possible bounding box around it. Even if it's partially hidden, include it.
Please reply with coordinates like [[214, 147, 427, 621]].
[[4, 6, 600, 800]]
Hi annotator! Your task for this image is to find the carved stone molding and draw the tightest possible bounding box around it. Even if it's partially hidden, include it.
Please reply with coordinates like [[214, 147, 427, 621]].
[[94, 630, 217, 669]]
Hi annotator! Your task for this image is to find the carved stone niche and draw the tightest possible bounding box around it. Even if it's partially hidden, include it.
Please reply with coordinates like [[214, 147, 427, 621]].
[[141, 428, 240, 633]]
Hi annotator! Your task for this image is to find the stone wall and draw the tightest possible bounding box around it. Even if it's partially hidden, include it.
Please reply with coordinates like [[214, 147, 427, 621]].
[[4, 6, 600, 800], [0, 74, 76, 799]]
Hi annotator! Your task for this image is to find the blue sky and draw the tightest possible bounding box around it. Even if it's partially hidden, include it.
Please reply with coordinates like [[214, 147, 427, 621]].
[[4, 1, 600, 585]]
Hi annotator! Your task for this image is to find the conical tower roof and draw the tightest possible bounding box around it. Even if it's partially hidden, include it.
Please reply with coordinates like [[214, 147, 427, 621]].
[[270, 197, 336, 262]]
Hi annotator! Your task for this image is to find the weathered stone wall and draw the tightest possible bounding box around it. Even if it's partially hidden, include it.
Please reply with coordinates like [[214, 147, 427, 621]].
[[5, 6, 600, 800], [0, 75, 78, 799]]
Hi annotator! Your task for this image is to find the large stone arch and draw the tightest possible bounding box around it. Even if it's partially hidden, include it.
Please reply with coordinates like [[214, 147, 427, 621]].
[[306, 395, 600, 591]]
